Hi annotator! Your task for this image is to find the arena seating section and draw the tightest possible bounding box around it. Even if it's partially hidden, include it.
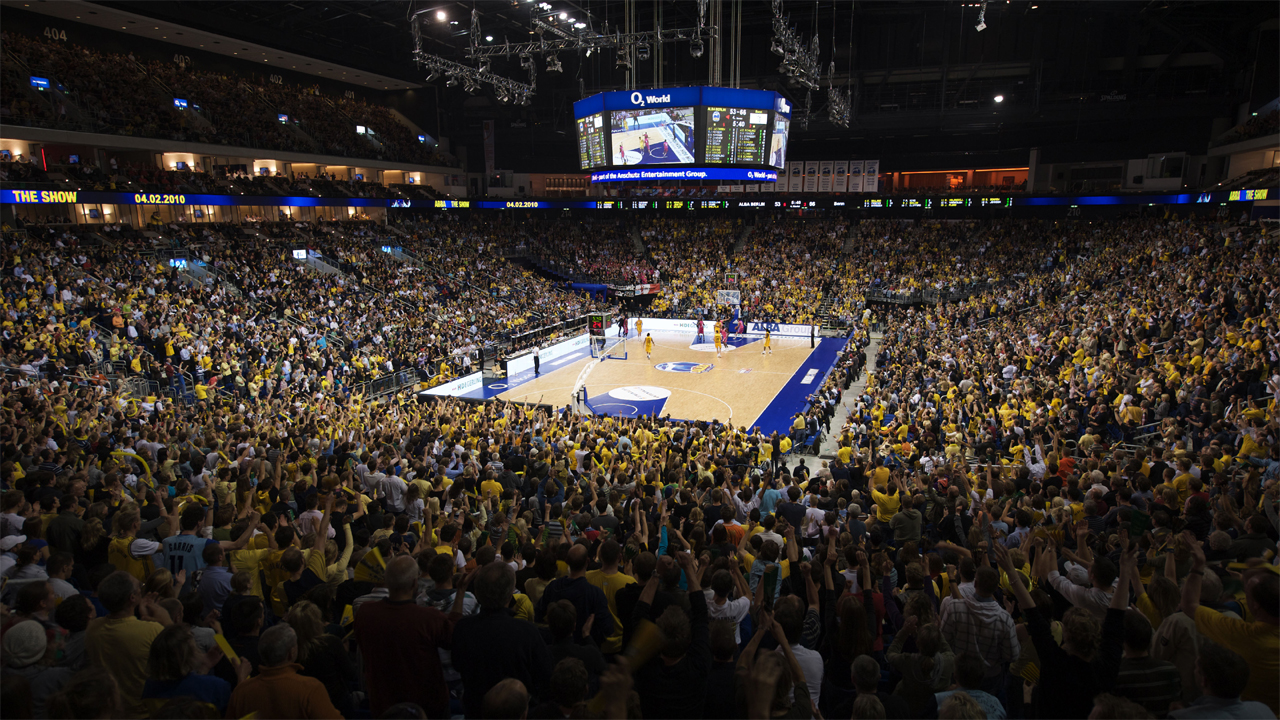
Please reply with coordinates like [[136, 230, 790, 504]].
[[1, 32, 458, 167]]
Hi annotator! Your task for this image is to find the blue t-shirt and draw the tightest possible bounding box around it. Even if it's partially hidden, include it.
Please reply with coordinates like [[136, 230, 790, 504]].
[[761, 488, 783, 516], [936, 689, 1006, 720], [143, 672, 232, 713], [162, 534, 217, 595]]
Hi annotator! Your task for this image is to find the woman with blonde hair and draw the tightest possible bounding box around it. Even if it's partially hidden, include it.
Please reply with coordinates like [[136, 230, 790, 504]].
[[283, 599, 356, 716]]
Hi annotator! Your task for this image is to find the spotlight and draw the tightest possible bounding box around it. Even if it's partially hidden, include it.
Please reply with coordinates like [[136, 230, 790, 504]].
[[771, 39, 785, 57], [485, 35, 493, 42], [546, 54, 563, 72], [559, 12, 567, 19], [636, 43, 650, 61], [446, 74, 459, 87], [521, 94, 531, 106], [994, 94, 1004, 103], [465, 81, 480, 94], [690, 39, 704, 58], [975, 20, 986, 31], [479, 58, 491, 73], [436, 10, 446, 21], [616, 46, 632, 69], [425, 70, 439, 82]]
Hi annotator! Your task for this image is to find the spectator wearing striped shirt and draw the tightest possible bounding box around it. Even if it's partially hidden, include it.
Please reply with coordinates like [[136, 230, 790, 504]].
[[1113, 609, 1181, 716]]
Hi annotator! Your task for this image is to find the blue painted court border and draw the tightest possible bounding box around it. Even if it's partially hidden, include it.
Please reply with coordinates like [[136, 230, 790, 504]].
[[751, 337, 847, 436], [457, 347, 595, 400]]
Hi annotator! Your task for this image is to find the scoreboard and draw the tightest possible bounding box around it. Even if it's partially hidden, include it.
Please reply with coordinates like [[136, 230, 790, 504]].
[[588, 313, 611, 337], [704, 107, 769, 165], [576, 113, 608, 169], [573, 86, 790, 174]]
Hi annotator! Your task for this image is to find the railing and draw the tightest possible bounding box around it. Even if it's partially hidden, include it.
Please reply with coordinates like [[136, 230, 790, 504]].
[[346, 368, 418, 400], [508, 314, 592, 352]]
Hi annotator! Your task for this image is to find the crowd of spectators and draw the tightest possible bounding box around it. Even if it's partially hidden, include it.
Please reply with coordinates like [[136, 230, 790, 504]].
[[0, 31, 458, 168], [521, 218, 656, 285], [1216, 109, 1279, 146], [0, 212, 1277, 720]]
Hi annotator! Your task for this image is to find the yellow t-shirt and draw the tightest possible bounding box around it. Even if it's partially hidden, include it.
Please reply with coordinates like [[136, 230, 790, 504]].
[[1194, 607, 1279, 714], [585, 569, 637, 654], [85, 617, 165, 714], [871, 487, 900, 523]]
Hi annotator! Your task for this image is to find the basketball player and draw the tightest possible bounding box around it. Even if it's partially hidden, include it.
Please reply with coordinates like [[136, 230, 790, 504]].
[[696, 317, 705, 343], [713, 327, 723, 357], [644, 333, 654, 360], [642, 132, 650, 156], [635, 318, 643, 339], [619, 143, 625, 163], [662, 140, 669, 157], [762, 330, 772, 355]]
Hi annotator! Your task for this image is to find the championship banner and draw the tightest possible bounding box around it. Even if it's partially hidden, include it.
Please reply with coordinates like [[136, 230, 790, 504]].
[[803, 161, 819, 192], [744, 184, 760, 192], [730, 184, 744, 193], [788, 161, 804, 193], [834, 161, 849, 192], [863, 160, 880, 192], [818, 161, 835, 193], [849, 161, 864, 193], [717, 185, 733, 193]]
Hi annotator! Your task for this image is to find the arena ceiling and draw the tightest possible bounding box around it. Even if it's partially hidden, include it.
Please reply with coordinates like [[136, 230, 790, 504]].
[[77, 1, 1280, 170]]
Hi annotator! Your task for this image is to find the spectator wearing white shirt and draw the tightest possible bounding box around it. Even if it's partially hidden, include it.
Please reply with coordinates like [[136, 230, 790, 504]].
[[704, 566, 752, 643]]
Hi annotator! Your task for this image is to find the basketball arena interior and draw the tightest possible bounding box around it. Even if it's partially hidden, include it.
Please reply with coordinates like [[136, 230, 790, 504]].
[[1, 1, 1278, 719]]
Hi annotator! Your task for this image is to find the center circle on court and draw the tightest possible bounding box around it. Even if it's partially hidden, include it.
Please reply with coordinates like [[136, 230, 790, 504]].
[[689, 343, 730, 353], [608, 386, 673, 401]]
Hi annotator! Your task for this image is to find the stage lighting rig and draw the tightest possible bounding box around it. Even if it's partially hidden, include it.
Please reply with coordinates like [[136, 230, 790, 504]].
[[413, 9, 536, 100], [770, 0, 821, 90], [459, 1, 712, 68]]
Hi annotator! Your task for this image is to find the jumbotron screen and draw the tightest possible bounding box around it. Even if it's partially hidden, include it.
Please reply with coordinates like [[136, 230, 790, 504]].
[[573, 87, 791, 178]]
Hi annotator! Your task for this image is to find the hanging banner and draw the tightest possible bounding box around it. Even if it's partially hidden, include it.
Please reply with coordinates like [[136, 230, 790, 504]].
[[483, 120, 495, 176], [863, 160, 879, 193], [744, 184, 759, 192], [850, 161, 864, 193], [788, 161, 804, 193], [834, 161, 849, 192], [818, 161, 835, 193], [803, 161, 819, 192]]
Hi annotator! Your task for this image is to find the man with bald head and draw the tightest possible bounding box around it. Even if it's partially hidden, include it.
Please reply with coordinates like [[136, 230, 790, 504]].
[[355, 554, 467, 717], [534, 542, 614, 646]]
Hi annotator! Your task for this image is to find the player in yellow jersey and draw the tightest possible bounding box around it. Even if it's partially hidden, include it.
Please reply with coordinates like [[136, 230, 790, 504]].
[[644, 333, 654, 359], [635, 318, 643, 339], [762, 330, 772, 355], [714, 329, 723, 357]]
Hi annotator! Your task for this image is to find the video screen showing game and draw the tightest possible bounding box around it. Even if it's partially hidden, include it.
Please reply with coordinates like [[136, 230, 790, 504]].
[[769, 116, 790, 168], [609, 107, 696, 165]]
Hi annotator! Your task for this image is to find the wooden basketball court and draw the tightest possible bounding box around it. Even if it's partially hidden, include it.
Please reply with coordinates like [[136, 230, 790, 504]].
[[496, 331, 817, 428]]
